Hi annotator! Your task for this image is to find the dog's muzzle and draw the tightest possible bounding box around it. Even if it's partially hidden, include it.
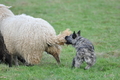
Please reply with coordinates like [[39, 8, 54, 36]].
[[65, 36, 72, 44], [65, 36, 68, 40]]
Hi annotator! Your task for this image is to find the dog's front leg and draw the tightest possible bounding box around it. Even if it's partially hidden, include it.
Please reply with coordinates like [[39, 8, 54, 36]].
[[72, 56, 83, 68], [72, 58, 75, 68]]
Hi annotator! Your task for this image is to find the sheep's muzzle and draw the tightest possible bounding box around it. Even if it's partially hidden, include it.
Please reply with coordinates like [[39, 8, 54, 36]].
[[52, 53, 60, 64]]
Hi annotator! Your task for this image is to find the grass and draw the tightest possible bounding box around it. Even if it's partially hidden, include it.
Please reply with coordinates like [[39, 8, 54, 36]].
[[0, 0, 120, 80]]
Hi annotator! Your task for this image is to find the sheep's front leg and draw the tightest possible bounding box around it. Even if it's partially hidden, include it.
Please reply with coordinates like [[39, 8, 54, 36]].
[[52, 53, 60, 64]]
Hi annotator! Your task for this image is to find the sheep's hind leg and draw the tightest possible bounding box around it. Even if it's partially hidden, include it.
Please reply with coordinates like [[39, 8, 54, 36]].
[[13, 55, 19, 66]]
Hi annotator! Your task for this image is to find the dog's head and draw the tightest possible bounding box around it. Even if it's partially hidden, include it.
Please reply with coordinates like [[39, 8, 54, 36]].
[[65, 30, 81, 45]]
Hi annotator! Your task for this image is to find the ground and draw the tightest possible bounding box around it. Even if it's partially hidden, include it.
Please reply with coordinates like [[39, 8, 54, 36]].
[[0, 0, 120, 80]]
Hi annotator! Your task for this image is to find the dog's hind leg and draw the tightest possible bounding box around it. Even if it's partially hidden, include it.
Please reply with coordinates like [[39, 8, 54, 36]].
[[84, 55, 96, 70]]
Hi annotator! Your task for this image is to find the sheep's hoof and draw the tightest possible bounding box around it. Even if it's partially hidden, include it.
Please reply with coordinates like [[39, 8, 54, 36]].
[[26, 64, 34, 66], [57, 61, 60, 64], [25, 62, 34, 66], [9, 64, 12, 67]]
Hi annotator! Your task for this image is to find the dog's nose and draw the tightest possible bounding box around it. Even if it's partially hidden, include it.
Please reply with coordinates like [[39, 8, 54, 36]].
[[65, 36, 68, 40]]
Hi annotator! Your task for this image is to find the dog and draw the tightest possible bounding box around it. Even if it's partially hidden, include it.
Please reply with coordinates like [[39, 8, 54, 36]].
[[65, 31, 96, 70]]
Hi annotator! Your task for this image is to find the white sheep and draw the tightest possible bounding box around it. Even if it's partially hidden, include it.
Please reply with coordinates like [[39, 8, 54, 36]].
[[0, 4, 72, 66]]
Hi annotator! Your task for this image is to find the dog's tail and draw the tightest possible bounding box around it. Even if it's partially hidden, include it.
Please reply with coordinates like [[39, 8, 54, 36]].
[[55, 29, 72, 45]]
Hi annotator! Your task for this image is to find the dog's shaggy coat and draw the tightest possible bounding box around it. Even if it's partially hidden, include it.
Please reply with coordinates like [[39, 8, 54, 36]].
[[0, 4, 71, 65], [65, 31, 96, 69]]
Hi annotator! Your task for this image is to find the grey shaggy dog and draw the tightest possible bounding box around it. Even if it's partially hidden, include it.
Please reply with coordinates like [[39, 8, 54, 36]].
[[65, 31, 96, 70]]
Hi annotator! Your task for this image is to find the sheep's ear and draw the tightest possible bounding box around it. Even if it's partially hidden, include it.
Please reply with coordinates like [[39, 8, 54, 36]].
[[7, 6, 12, 8], [72, 31, 77, 39], [77, 30, 81, 36]]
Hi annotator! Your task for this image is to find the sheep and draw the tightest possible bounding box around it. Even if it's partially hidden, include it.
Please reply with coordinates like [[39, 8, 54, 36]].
[[0, 31, 26, 67], [0, 4, 71, 66]]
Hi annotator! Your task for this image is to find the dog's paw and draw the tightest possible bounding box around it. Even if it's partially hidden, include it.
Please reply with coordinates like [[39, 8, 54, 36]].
[[84, 66, 90, 70]]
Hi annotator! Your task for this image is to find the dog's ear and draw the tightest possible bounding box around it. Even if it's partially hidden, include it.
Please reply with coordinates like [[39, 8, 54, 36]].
[[72, 31, 77, 39], [77, 30, 81, 36]]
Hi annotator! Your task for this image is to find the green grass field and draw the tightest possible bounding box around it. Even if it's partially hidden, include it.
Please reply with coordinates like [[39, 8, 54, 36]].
[[0, 0, 120, 80]]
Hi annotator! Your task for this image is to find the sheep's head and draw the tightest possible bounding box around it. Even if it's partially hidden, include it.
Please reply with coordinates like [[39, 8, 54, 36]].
[[0, 4, 14, 20], [56, 29, 72, 45]]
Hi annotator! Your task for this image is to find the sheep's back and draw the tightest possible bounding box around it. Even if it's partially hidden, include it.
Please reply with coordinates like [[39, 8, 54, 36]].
[[0, 14, 56, 54]]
